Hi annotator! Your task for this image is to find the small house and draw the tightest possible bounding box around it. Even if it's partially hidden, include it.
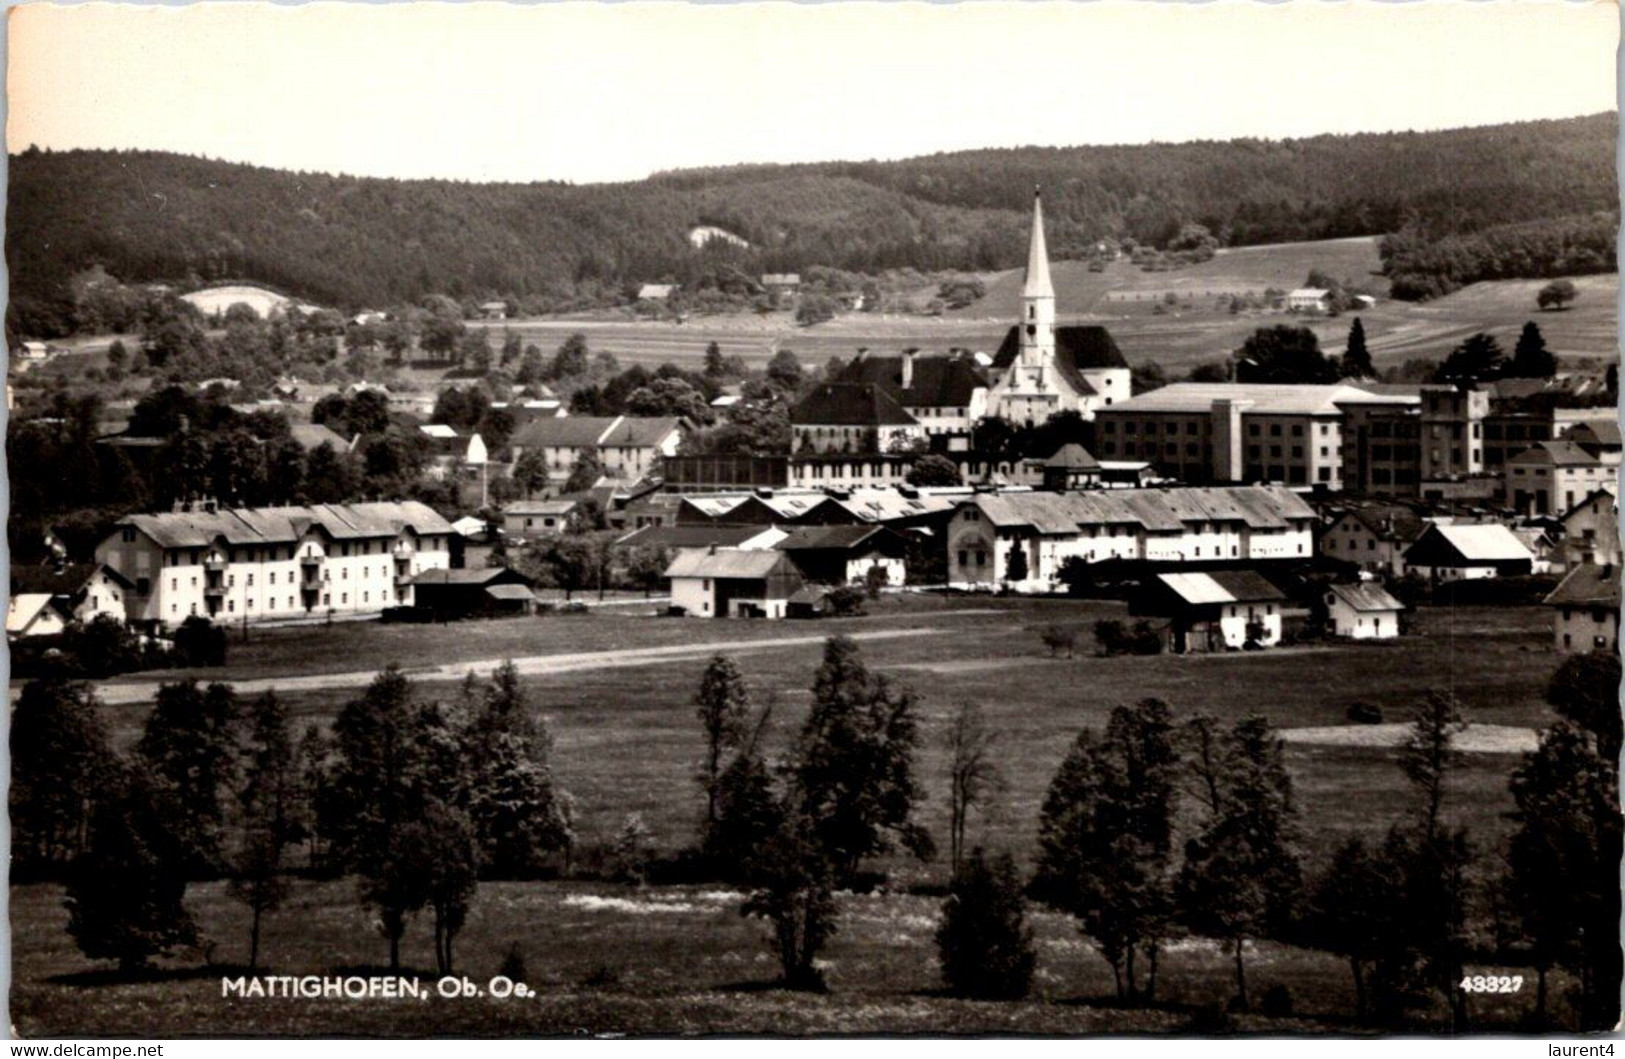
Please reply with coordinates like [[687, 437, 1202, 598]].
[[1402, 523, 1535, 581], [1324, 582, 1404, 640], [418, 425, 488, 479], [1544, 563, 1619, 655], [502, 499, 578, 538], [409, 566, 540, 620], [1134, 570, 1286, 653], [773, 524, 910, 587], [1557, 490, 1620, 569], [1286, 288, 1331, 313], [8, 562, 133, 637], [478, 301, 509, 321], [665, 547, 804, 619], [761, 273, 802, 296], [637, 284, 677, 302], [1040, 443, 1102, 491]]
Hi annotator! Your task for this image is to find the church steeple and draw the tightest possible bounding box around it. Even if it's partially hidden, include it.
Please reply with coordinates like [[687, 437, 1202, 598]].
[[1022, 187, 1054, 300]]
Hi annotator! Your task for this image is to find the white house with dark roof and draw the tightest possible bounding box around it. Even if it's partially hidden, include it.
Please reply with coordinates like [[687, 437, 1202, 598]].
[[7, 562, 132, 639], [1557, 489, 1620, 569], [1324, 582, 1404, 639], [985, 191, 1131, 424], [788, 382, 927, 489], [1135, 570, 1287, 652], [1504, 440, 1614, 516], [93, 501, 453, 628], [831, 350, 990, 442], [1544, 563, 1619, 654], [664, 547, 805, 618], [1401, 522, 1535, 580], [507, 415, 687, 489]]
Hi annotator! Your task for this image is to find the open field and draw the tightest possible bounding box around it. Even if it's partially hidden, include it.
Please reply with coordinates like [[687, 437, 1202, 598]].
[[15, 597, 1573, 1035]]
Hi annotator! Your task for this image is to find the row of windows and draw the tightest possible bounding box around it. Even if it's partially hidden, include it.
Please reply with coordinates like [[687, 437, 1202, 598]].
[[168, 590, 401, 616], [172, 564, 402, 591], [160, 538, 435, 566]]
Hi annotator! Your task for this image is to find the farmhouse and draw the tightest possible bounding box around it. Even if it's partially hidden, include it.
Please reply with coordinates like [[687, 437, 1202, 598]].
[[410, 566, 540, 620], [6, 562, 131, 639], [94, 501, 453, 629], [665, 547, 804, 619], [1544, 562, 1619, 654], [478, 301, 509, 320], [773, 525, 910, 587], [761, 273, 801, 295], [946, 485, 1315, 591], [1324, 582, 1404, 639], [985, 192, 1132, 424], [1318, 505, 1426, 577], [1505, 441, 1613, 516], [1286, 288, 1331, 312], [418, 425, 488, 479], [1556, 489, 1620, 568], [1134, 570, 1286, 653], [1401, 522, 1535, 580], [508, 415, 687, 488], [637, 284, 677, 302]]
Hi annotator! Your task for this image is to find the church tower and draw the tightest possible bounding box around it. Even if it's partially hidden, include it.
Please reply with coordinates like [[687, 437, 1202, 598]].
[[1017, 187, 1056, 387]]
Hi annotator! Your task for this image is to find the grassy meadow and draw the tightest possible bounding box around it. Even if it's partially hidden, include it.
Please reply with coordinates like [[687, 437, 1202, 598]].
[[12, 596, 1575, 1035]]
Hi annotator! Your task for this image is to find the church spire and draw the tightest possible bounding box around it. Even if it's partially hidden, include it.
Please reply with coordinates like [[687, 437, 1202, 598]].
[[1022, 186, 1054, 300]]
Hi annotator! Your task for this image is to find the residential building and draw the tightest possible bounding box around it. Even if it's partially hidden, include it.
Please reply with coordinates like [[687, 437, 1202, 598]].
[[1040, 444, 1102, 491], [501, 499, 578, 537], [1561, 418, 1623, 465], [1094, 383, 1418, 488], [1557, 489, 1620, 569], [1134, 570, 1287, 652], [831, 350, 990, 442], [1401, 523, 1535, 580], [665, 547, 804, 618], [94, 501, 454, 628], [984, 192, 1132, 423], [773, 525, 911, 586], [788, 383, 926, 489], [761, 273, 801, 295], [1504, 441, 1614, 516], [1416, 385, 1489, 481], [945, 485, 1316, 590], [637, 284, 677, 302], [508, 415, 687, 489], [1318, 506, 1426, 577], [1544, 563, 1619, 654], [419, 425, 488, 479], [1483, 409, 1555, 473], [1324, 582, 1405, 639], [1286, 288, 1331, 313], [478, 301, 508, 320], [7, 562, 131, 639]]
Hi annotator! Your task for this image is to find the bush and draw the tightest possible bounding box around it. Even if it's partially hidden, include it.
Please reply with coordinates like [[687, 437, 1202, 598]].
[[1347, 702, 1384, 725], [1260, 984, 1294, 1017], [826, 586, 866, 617], [936, 850, 1036, 1000], [1038, 624, 1078, 658], [1093, 619, 1126, 655], [1096, 618, 1162, 656], [172, 616, 228, 667]]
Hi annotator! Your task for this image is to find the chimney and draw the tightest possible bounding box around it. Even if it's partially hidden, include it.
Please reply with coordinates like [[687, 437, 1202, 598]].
[[901, 348, 917, 391]]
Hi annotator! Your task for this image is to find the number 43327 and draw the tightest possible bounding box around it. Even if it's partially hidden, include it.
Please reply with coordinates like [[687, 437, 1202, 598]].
[[1460, 974, 1523, 993]]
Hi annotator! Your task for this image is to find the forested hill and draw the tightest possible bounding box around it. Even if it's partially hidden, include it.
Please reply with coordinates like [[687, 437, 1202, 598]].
[[8, 112, 1615, 332]]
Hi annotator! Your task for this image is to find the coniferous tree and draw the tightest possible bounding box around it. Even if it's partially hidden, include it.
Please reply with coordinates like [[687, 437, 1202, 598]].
[[936, 849, 1036, 1000], [1508, 321, 1558, 378], [1342, 317, 1374, 379]]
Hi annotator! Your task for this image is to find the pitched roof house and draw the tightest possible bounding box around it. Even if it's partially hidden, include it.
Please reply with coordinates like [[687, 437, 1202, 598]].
[[1544, 562, 1619, 654], [1324, 582, 1404, 639], [1134, 569, 1287, 652], [1402, 522, 1535, 579], [665, 547, 805, 618]]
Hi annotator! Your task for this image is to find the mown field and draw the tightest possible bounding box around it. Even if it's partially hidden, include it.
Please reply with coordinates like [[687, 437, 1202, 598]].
[[13, 597, 1572, 1035]]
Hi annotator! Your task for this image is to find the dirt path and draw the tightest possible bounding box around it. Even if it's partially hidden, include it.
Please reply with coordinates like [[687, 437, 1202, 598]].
[[88, 625, 956, 706]]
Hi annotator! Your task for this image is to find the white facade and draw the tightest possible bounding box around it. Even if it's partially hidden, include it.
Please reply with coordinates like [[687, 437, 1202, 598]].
[[1213, 606, 1282, 648], [1325, 596, 1401, 639], [1553, 605, 1618, 654]]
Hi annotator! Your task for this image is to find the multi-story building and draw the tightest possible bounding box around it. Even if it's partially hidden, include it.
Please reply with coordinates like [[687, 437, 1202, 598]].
[[1556, 489, 1619, 569], [1318, 505, 1427, 577], [788, 382, 929, 489], [1415, 385, 1489, 481], [984, 191, 1131, 424], [1545, 563, 1619, 655], [95, 501, 454, 629], [507, 415, 687, 489], [1093, 383, 1419, 488], [1504, 440, 1615, 516], [830, 350, 990, 443], [945, 485, 1316, 590]]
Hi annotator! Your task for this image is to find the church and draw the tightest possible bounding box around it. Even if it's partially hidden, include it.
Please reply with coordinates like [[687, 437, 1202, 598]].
[[985, 191, 1132, 425]]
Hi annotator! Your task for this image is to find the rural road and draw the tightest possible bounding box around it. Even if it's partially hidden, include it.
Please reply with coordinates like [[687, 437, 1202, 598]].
[[86, 625, 961, 706]]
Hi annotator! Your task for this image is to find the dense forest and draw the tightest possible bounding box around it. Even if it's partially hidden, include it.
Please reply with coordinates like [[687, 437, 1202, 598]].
[[8, 112, 1616, 335]]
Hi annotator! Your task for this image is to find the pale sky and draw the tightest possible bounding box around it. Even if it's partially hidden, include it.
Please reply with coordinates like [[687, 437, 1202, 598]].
[[7, 1, 1619, 185]]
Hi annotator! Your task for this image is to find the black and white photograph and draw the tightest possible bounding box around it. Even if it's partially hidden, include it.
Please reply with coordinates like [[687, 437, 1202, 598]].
[[3, 0, 1621, 1040]]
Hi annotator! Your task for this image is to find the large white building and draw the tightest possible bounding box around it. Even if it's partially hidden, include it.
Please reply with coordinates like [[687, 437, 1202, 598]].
[[985, 191, 1132, 424], [945, 485, 1316, 591], [94, 501, 454, 629]]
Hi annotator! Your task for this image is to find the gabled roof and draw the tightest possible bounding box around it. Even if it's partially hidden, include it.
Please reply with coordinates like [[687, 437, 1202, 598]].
[[791, 383, 917, 427], [115, 501, 453, 550], [829, 492, 957, 523], [600, 416, 684, 447], [1103, 382, 1418, 416], [7, 594, 65, 634], [1509, 440, 1600, 467], [1327, 582, 1404, 613], [774, 525, 894, 552], [1406, 522, 1534, 564], [966, 485, 1314, 536], [992, 325, 1128, 395], [1559, 489, 1618, 526], [665, 547, 796, 580], [289, 423, 354, 452], [412, 566, 533, 587], [1157, 570, 1285, 606], [1545, 563, 1620, 608], [11, 562, 105, 596], [833, 353, 989, 409], [1044, 443, 1100, 471], [1289, 288, 1331, 299], [503, 500, 578, 517], [510, 416, 621, 449], [617, 525, 783, 550], [1336, 505, 1427, 543], [1563, 418, 1622, 447]]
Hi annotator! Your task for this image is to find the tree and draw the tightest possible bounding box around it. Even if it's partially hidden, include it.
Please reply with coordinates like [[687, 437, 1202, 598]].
[[138, 680, 240, 876], [65, 769, 198, 974], [563, 449, 603, 494], [512, 448, 552, 498], [1033, 701, 1180, 1001], [550, 332, 590, 380], [1304, 836, 1395, 1022], [346, 389, 391, 436], [1537, 279, 1578, 310], [707, 725, 783, 880], [418, 801, 479, 975], [936, 849, 1036, 1000], [1400, 692, 1466, 841], [944, 702, 1002, 877], [764, 349, 803, 392], [1005, 543, 1029, 584], [792, 636, 933, 885], [1507, 321, 1558, 378], [740, 808, 838, 991], [905, 453, 960, 487], [11, 677, 115, 871], [1545, 649, 1622, 761], [1176, 716, 1301, 1011], [1342, 318, 1374, 379], [1233, 326, 1338, 384], [795, 294, 838, 327], [694, 655, 752, 837], [231, 691, 299, 969], [1432, 333, 1504, 385], [1507, 722, 1622, 1029]]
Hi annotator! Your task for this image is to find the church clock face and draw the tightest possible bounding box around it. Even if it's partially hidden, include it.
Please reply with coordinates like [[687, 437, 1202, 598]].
[[1026, 324, 1037, 337]]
